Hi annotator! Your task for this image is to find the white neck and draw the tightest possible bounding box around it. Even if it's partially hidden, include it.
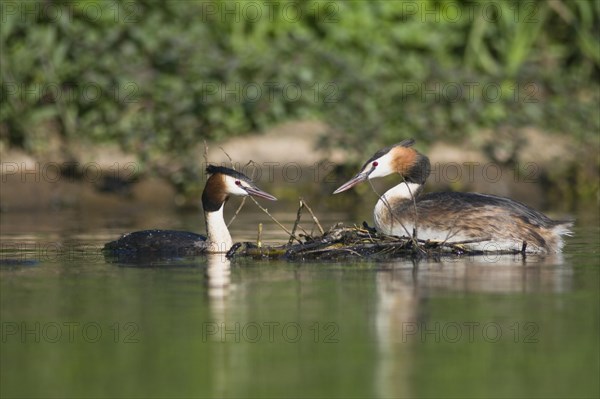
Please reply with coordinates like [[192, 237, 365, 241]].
[[205, 204, 232, 253], [378, 181, 421, 202], [374, 182, 422, 236]]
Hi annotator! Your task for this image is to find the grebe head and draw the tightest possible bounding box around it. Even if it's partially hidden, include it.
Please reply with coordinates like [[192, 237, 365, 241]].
[[333, 139, 430, 194], [202, 165, 276, 212]]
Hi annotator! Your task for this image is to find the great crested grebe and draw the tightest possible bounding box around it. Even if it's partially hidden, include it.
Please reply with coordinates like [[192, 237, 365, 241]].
[[104, 165, 276, 255], [333, 139, 572, 253]]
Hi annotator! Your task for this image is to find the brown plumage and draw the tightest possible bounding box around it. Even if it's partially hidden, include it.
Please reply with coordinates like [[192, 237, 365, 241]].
[[379, 191, 570, 252]]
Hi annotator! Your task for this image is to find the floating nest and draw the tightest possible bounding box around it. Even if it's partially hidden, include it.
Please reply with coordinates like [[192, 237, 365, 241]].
[[226, 222, 523, 261]]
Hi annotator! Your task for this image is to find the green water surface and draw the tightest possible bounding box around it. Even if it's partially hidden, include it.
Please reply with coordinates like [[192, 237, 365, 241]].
[[1, 209, 598, 398]]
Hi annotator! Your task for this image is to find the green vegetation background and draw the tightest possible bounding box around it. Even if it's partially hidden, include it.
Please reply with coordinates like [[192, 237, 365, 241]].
[[1, 0, 598, 196]]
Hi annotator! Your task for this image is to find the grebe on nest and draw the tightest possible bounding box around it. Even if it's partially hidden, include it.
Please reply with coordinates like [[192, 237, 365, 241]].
[[333, 139, 572, 253], [104, 165, 276, 256]]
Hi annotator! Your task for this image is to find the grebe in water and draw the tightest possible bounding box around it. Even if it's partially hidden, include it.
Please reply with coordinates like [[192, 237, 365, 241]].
[[104, 165, 276, 255], [333, 139, 572, 253]]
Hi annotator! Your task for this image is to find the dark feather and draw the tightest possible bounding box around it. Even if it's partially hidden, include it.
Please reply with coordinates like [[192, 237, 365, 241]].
[[103, 230, 207, 256], [415, 192, 561, 228], [206, 165, 253, 183]]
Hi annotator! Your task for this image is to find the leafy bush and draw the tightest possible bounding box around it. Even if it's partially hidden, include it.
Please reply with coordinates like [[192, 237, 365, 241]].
[[1, 0, 598, 193], [316, 0, 599, 154]]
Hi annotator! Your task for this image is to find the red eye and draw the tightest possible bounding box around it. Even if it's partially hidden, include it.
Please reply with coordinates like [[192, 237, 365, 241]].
[[372, 161, 378, 167], [235, 180, 241, 185]]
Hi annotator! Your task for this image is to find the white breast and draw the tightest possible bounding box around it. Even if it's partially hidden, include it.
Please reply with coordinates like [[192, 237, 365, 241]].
[[373, 182, 421, 237]]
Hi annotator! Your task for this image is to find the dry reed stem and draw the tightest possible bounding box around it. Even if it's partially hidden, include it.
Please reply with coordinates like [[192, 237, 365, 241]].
[[289, 200, 304, 245], [300, 197, 325, 235], [249, 196, 302, 244]]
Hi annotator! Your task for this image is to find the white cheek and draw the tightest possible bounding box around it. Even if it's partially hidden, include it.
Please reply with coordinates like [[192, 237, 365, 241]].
[[368, 153, 394, 179], [369, 164, 393, 179], [223, 177, 249, 196], [232, 185, 248, 196]]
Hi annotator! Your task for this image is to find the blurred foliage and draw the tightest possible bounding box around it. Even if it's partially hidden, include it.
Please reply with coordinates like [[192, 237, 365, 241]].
[[317, 0, 599, 153], [1, 0, 598, 194]]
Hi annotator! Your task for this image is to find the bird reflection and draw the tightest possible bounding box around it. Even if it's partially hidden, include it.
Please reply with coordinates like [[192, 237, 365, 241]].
[[205, 254, 232, 320], [372, 253, 572, 397], [399, 253, 569, 293]]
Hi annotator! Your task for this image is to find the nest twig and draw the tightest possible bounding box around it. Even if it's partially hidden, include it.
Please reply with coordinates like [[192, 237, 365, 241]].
[[226, 199, 524, 261]]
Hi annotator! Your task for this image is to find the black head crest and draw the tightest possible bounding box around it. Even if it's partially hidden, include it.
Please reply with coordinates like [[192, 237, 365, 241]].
[[398, 138, 415, 148], [206, 165, 253, 183]]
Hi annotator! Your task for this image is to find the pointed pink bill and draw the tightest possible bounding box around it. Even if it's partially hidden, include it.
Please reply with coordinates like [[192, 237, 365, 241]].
[[245, 186, 277, 201], [332, 172, 369, 194]]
